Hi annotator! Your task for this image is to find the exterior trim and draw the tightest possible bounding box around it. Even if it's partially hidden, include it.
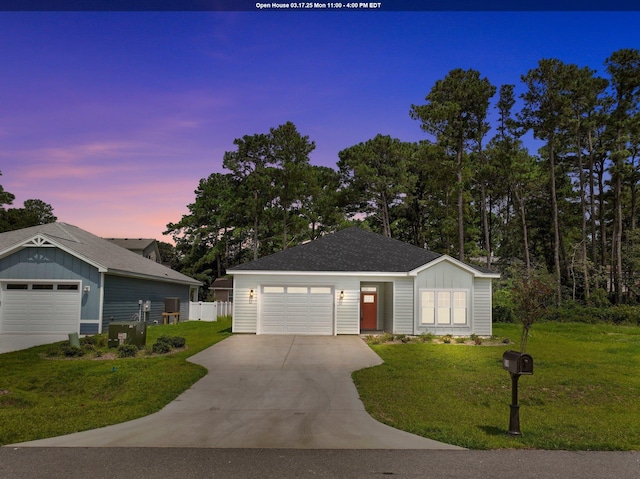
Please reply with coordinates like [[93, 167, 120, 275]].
[[98, 272, 105, 333], [107, 269, 201, 286], [409, 254, 500, 278], [230, 270, 410, 277], [0, 234, 108, 272]]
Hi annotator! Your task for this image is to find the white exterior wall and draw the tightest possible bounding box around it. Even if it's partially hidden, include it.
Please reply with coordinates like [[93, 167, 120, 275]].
[[393, 277, 414, 334], [414, 260, 477, 336], [232, 257, 496, 336], [383, 282, 393, 332], [232, 275, 259, 333], [472, 278, 493, 336], [416, 260, 475, 290], [231, 274, 361, 335]]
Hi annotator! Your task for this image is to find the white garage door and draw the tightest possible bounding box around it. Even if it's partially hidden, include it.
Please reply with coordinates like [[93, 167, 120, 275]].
[[260, 285, 334, 335], [0, 282, 81, 334]]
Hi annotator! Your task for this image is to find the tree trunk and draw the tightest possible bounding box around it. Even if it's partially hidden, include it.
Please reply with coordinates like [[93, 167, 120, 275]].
[[588, 132, 598, 277], [614, 168, 623, 304], [481, 183, 491, 268], [577, 137, 590, 301], [597, 160, 607, 283], [253, 190, 259, 261], [549, 140, 562, 305], [514, 186, 531, 277], [457, 148, 465, 261], [380, 191, 391, 238], [282, 206, 288, 250]]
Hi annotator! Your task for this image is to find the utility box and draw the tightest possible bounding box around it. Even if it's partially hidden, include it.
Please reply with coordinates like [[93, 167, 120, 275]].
[[108, 321, 147, 348], [502, 350, 533, 375], [164, 297, 180, 313]]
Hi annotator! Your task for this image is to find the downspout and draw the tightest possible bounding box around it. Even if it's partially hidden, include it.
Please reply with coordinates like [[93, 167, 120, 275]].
[[98, 272, 105, 333]]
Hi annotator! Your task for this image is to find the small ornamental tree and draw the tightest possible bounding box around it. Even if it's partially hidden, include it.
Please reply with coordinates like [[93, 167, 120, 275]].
[[512, 276, 555, 352]]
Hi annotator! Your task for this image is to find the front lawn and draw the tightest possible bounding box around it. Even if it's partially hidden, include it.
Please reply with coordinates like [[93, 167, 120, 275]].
[[353, 322, 640, 450], [0, 318, 231, 446]]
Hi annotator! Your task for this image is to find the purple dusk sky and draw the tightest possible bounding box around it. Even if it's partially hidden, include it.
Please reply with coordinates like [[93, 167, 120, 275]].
[[1, 5, 639, 241]]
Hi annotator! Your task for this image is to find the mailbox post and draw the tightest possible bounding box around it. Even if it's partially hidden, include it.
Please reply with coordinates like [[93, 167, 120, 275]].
[[502, 350, 533, 436]]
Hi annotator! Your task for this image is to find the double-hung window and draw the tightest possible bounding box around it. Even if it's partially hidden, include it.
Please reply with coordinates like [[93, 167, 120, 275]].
[[420, 290, 467, 325]]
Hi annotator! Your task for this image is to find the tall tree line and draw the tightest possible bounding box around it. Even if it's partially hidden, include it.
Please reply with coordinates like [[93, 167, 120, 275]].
[[168, 50, 640, 305]]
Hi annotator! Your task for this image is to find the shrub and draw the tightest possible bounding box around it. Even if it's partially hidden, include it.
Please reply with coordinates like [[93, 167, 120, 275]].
[[589, 288, 610, 307], [454, 336, 466, 344], [470, 334, 483, 345], [492, 288, 515, 323], [441, 334, 453, 344], [81, 334, 107, 349], [418, 332, 434, 343], [151, 335, 186, 353], [380, 332, 394, 343], [542, 304, 640, 326], [62, 346, 85, 357], [117, 344, 138, 358], [492, 305, 514, 323], [152, 341, 171, 354], [155, 335, 173, 346]]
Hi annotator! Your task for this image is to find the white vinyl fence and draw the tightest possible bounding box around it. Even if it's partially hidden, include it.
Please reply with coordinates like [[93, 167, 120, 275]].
[[188, 301, 232, 321]]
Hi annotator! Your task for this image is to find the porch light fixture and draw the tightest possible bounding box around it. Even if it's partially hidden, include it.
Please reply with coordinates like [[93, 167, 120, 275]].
[[249, 289, 254, 299], [339, 290, 344, 300]]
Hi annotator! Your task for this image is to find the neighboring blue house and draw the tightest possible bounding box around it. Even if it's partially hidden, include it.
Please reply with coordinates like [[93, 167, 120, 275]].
[[229, 227, 500, 336], [0, 223, 200, 335]]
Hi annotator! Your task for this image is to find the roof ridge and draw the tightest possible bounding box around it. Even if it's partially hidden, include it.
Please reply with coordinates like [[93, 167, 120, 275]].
[[42, 222, 83, 244]]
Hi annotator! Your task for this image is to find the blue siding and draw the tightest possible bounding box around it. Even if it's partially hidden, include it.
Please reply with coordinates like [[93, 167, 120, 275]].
[[103, 275, 191, 331], [0, 246, 101, 333]]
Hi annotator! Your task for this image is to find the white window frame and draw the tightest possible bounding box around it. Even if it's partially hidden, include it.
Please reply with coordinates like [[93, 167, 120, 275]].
[[419, 289, 468, 326]]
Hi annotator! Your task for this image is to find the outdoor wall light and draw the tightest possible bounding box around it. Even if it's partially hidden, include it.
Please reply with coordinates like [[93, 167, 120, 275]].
[[249, 289, 254, 299], [339, 290, 344, 300]]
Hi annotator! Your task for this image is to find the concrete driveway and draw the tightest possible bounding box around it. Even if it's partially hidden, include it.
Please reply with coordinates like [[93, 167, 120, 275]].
[[0, 334, 69, 354], [11, 335, 461, 449]]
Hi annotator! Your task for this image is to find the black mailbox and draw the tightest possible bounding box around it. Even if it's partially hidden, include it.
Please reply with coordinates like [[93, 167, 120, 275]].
[[502, 350, 533, 375]]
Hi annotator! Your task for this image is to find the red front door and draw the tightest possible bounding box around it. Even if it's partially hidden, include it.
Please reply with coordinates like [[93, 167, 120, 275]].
[[360, 292, 378, 330]]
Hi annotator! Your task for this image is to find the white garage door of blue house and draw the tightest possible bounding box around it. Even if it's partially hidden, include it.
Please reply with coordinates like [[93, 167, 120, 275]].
[[260, 285, 334, 334], [0, 281, 81, 334]]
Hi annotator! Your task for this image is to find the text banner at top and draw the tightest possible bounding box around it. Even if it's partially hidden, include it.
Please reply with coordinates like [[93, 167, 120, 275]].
[[1, 0, 638, 12]]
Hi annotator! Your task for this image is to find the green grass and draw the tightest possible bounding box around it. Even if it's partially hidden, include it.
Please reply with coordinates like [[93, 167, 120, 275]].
[[353, 322, 640, 450], [0, 318, 231, 446]]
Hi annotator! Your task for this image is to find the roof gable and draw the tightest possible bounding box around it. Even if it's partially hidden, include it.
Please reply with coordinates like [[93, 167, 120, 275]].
[[0, 223, 200, 286], [229, 227, 443, 273]]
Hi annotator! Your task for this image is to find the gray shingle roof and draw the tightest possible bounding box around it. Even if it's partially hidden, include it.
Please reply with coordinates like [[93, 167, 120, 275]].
[[0, 223, 200, 285], [105, 238, 156, 250], [229, 227, 445, 273]]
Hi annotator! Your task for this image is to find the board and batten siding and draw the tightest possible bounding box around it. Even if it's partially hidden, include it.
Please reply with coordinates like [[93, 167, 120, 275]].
[[102, 275, 191, 331], [0, 246, 101, 333], [413, 259, 482, 336], [472, 278, 492, 336]]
